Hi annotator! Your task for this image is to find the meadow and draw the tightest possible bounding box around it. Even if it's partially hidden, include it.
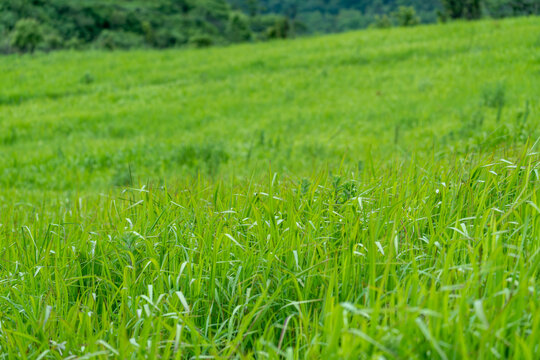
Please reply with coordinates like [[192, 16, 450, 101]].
[[0, 17, 539, 359]]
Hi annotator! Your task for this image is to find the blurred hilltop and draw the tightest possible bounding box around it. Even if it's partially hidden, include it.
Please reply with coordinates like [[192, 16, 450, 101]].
[[1, 0, 538, 53]]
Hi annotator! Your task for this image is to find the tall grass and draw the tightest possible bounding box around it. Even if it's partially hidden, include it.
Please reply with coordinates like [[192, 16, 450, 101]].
[[1, 143, 538, 358], [0, 16, 539, 359]]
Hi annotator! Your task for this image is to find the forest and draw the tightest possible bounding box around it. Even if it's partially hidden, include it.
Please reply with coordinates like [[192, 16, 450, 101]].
[[231, 0, 539, 28], [0, 0, 539, 52]]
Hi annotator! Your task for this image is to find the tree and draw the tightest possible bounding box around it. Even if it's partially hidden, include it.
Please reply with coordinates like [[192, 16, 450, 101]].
[[370, 14, 392, 29], [441, 0, 483, 19], [484, 0, 540, 17], [10, 18, 43, 53], [246, 0, 259, 17], [227, 11, 252, 42], [266, 17, 290, 39], [392, 6, 420, 27], [464, 0, 482, 19]]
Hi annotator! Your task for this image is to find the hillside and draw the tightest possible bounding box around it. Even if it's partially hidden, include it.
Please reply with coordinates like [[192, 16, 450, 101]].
[[0, 17, 539, 359], [1, 17, 538, 189]]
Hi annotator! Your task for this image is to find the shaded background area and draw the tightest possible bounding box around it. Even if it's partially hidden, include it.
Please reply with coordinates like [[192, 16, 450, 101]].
[[1, 0, 538, 53]]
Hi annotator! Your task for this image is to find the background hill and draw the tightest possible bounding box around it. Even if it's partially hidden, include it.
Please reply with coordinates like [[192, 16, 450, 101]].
[[228, 0, 443, 32], [1, 0, 538, 53], [0, 0, 257, 52], [1, 17, 537, 188], [229, 0, 540, 32]]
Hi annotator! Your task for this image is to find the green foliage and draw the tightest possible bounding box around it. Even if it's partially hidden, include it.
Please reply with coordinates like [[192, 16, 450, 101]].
[[1, 1, 540, 53], [0, 0, 304, 52], [335, 9, 371, 32], [0, 0, 254, 51], [232, 0, 443, 32], [95, 30, 144, 50], [64, 36, 83, 50], [152, 27, 189, 49], [41, 28, 63, 51], [266, 17, 290, 39], [234, 0, 539, 33], [392, 6, 420, 27], [441, 0, 483, 19], [227, 11, 252, 42], [248, 13, 291, 38], [484, 0, 540, 18], [10, 18, 43, 52], [370, 14, 392, 28], [189, 33, 214, 47]]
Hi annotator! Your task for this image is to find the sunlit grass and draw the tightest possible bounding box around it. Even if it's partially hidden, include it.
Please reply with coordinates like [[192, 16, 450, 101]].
[[0, 16, 539, 359], [1, 144, 539, 358], [0, 17, 538, 189]]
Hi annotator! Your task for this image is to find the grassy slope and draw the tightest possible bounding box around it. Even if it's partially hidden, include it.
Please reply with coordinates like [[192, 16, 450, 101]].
[[0, 17, 539, 359], [1, 17, 539, 189]]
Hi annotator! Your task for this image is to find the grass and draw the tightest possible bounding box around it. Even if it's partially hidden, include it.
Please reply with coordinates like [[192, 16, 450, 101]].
[[0, 17, 539, 359]]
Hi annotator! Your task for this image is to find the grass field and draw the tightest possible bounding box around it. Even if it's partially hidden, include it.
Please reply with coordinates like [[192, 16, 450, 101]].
[[0, 17, 539, 359]]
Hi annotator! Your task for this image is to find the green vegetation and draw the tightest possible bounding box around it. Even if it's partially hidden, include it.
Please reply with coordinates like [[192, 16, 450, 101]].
[[230, 0, 539, 33], [2, 1, 539, 54], [9, 18, 44, 53], [0, 16, 539, 359], [228, 0, 441, 30], [0, 0, 293, 53]]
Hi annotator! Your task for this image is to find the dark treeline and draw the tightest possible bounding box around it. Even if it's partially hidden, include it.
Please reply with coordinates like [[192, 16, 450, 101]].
[[0, 0, 292, 53], [229, 0, 441, 32], [1, 0, 538, 53], [229, 0, 539, 32]]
